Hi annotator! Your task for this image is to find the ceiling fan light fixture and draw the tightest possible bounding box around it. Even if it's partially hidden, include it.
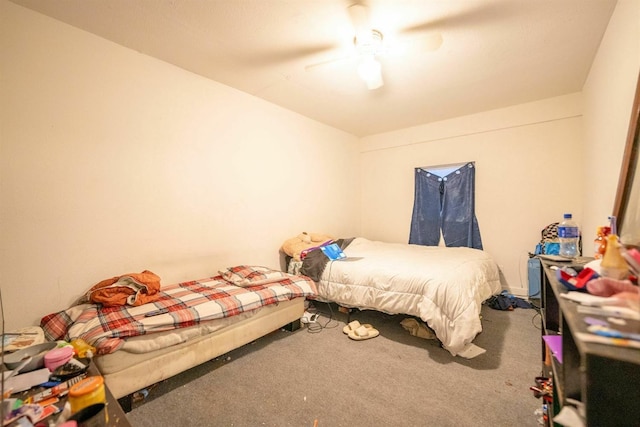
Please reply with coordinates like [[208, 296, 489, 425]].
[[355, 29, 383, 56], [357, 55, 384, 90]]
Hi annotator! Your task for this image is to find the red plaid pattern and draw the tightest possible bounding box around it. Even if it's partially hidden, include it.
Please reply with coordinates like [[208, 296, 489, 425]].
[[41, 269, 316, 354]]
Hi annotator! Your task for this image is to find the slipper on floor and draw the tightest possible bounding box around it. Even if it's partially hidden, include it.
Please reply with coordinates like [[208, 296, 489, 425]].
[[347, 324, 379, 341], [342, 320, 375, 335], [400, 318, 436, 340]]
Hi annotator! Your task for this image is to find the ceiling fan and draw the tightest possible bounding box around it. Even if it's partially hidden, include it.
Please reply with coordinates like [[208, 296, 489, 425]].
[[305, 3, 444, 90]]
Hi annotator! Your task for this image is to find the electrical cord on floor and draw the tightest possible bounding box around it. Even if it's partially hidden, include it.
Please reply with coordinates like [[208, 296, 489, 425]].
[[305, 302, 339, 333], [527, 295, 542, 330], [531, 310, 542, 330], [304, 259, 341, 333], [305, 300, 341, 333]]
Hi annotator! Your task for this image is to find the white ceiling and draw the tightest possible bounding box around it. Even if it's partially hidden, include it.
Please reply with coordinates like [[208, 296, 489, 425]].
[[11, 0, 617, 137]]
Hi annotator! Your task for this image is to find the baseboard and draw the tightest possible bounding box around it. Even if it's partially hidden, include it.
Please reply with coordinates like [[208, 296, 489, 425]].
[[506, 286, 528, 298]]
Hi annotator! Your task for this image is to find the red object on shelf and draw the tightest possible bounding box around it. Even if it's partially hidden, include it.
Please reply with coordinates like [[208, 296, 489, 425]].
[[556, 267, 600, 291]]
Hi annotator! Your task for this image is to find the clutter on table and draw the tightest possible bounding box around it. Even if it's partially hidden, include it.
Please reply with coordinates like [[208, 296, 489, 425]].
[[1, 336, 103, 427], [550, 221, 640, 349], [2, 327, 45, 353]]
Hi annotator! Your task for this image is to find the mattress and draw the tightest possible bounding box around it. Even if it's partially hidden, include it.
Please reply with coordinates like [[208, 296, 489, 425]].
[[96, 298, 304, 399], [41, 267, 316, 355], [39, 265, 316, 398], [300, 238, 501, 356]]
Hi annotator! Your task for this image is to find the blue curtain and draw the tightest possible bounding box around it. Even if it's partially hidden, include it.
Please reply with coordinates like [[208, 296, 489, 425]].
[[409, 162, 483, 249]]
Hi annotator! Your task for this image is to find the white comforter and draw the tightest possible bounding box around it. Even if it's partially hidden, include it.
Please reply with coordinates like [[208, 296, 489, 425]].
[[317, 238, 501, 356]]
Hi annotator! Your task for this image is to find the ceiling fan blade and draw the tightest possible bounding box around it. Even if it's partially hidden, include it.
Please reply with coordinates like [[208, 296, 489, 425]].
[[347, 3, 371, 41], [239, 43, 340, 67], [304, 53, 356, 72], [400, 2, 505, 35], [400, 19, 441, 35], [380, 32, 442, 60]]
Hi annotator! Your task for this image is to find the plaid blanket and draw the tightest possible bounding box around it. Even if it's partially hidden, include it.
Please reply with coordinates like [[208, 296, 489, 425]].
[[41, 268, 316, 354]]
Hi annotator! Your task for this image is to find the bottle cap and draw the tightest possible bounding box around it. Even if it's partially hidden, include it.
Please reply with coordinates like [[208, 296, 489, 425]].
[[563, 213, 572, 219], [69, 376, 104, 397]]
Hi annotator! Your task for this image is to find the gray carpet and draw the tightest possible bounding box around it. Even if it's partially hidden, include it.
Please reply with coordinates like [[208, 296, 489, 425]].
[[126, 303, 544, 427]]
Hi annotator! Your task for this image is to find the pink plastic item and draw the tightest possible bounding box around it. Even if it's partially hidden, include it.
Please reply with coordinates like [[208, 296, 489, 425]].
[[622, 248, 640, 275], [44, 346, 74, 372]]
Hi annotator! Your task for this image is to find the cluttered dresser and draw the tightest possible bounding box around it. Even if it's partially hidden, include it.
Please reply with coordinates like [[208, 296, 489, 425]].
[[537, 253, 640, 426], [532, 208, 640, 426], [532, 71, 640, 427], [1, 327, 132, 427]]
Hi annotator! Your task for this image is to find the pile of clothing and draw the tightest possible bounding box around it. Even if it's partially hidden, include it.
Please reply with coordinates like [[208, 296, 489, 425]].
[[485, 290, 533, 311]]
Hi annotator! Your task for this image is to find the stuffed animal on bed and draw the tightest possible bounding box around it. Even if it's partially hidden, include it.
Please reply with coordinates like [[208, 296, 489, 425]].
[[281, 232, 334, 261]]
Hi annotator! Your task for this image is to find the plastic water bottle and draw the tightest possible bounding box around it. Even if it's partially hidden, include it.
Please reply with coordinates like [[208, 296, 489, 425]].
[[558, 213, 580, 258]]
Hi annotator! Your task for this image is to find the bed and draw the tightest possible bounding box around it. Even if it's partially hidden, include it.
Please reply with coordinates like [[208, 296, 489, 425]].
[[286, 237, 501, 357], [40, 266, 316, 406]]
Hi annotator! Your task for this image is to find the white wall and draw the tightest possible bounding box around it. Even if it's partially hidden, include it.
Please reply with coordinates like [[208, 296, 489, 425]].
[[0, 1, 360, 330], [359, 0, 639, 297], [360, 95, 583, 295], [582, 0, 640, 240], [1, 0, 637, 331]]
